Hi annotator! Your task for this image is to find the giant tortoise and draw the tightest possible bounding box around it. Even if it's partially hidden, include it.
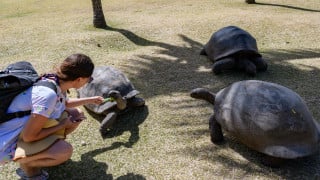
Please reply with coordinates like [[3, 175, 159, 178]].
[[77, 66, 145, 136], [190, 80, 320, 166], [200, 26, 268, 76], [245, 0, 256, 4]]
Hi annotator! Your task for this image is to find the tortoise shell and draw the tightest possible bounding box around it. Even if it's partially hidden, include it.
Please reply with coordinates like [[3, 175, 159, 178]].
[[203, 26, 261, 62], [214, 80, 319, 158], [77, 66, 139, 114]]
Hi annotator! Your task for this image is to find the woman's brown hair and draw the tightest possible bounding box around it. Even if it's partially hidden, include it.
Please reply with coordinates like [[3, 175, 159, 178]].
[[56, 53, 94, 81]]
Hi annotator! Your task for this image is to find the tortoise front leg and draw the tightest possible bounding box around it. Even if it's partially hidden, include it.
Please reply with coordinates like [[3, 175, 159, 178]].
[[261, 154, 286, 168], [212, 57, 236, 75], [200, 48, 207, 56], [127, 97, 145, 107], [99, 111, 118, 136], [209, 114, 224, 144]]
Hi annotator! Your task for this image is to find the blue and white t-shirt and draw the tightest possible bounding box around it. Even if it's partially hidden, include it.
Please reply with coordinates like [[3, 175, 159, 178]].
[[0, 79, 66, 164]]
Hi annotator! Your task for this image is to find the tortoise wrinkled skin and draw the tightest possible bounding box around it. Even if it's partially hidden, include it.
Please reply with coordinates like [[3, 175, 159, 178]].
[[77, 66, 145, 136], [191, 80, 320, 166], [201, 26, 268, 76]]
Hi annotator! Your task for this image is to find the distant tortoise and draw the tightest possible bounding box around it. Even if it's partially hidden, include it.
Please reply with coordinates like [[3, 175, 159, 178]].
[[245, 0, 256, 4], [190, 80, 320, 166], [200, 26, 268, 76], [77, 66, 145, 136]]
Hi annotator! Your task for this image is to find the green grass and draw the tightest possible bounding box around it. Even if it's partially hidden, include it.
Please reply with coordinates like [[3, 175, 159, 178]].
[[1, 0, 320, 179]]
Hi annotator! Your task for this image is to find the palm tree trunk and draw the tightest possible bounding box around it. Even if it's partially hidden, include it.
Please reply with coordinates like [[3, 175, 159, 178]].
[[91, 0, 107, 28]]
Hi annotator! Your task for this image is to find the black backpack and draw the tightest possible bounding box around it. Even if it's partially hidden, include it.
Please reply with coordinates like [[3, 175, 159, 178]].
[[0, 61, 57, 123]]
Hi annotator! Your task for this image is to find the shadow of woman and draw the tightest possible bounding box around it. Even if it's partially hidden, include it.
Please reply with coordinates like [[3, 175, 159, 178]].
[[46, 106, 149, 179]]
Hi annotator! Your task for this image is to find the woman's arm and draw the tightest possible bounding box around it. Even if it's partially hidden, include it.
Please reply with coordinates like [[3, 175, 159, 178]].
[[20, 113, 75, 142], [65, 96, 104, 108]]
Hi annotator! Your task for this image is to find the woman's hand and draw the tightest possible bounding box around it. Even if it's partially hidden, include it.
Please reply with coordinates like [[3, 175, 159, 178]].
[[89, 96, 104, 105], [63, 108, 85, 135], [63, 108, 86, 125], [59, 115, 78, 129]]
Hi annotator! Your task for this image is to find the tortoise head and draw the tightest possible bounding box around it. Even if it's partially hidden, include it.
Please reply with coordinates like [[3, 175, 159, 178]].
[[108, 90, 127, 110], [190, 88, 215, 105]]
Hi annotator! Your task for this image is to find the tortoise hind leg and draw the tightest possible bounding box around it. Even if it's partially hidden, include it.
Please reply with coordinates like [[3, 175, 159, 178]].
[[236, 54, 257, 76], [251, 57, 268, 72], [261, 155, 287, 168], [100, 111, 118, 137], [209, 114, 224, 144], [237, 58, 256, 76], [127, 97, 145, 107]]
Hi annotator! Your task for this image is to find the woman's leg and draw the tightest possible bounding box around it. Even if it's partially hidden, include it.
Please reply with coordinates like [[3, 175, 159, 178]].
[[16, 139, 73, 177]]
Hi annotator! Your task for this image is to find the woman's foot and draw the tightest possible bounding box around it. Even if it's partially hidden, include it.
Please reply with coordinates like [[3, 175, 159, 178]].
[[16, 168, 49, 180]]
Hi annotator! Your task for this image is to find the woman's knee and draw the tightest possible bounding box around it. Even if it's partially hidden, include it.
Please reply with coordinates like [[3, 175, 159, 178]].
[[16, 140, 73, 165], [50, 140, 73, 161]]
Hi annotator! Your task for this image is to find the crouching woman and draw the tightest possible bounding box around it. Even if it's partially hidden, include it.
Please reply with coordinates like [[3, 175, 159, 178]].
[[0, 54, 104, 180]]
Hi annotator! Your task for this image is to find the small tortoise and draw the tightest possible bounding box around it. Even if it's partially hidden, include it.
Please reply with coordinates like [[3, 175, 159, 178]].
[[200, 26, 268, 76], [191, 80, 320, 166], [77, 66, 145, 136]]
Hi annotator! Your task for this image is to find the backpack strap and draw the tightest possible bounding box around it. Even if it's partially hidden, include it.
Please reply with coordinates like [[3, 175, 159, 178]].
[[4, 110, 32, 122], [34, 80, 57, 93], [2, 81, 57, 122]]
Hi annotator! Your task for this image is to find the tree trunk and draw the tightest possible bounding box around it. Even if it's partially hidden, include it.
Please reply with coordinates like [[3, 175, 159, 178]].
[[245, 0, 256, 4], [91, 0, 107, 28]]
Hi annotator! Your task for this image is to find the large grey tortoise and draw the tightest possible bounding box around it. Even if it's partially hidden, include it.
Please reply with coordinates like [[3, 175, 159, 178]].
[[190, 80, 320, 167], [200, 26, 267, 76], [77, 66, 145, 136]]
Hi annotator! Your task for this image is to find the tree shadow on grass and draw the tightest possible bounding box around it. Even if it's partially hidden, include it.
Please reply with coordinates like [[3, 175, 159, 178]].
[[104, 25, 320, 101], [262, 49, 320, 61], [178, 50, 320, 178], [225, 136, 320, 180], [181, 136, 320, 179], [102, 26, 320, 179], [253, 2, 320, 12], [48, 142, 146, 180], [103, 26, 170, 47]]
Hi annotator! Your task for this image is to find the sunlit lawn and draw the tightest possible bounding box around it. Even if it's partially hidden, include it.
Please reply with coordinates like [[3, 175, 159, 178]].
[[1, 0, 320, 179]]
